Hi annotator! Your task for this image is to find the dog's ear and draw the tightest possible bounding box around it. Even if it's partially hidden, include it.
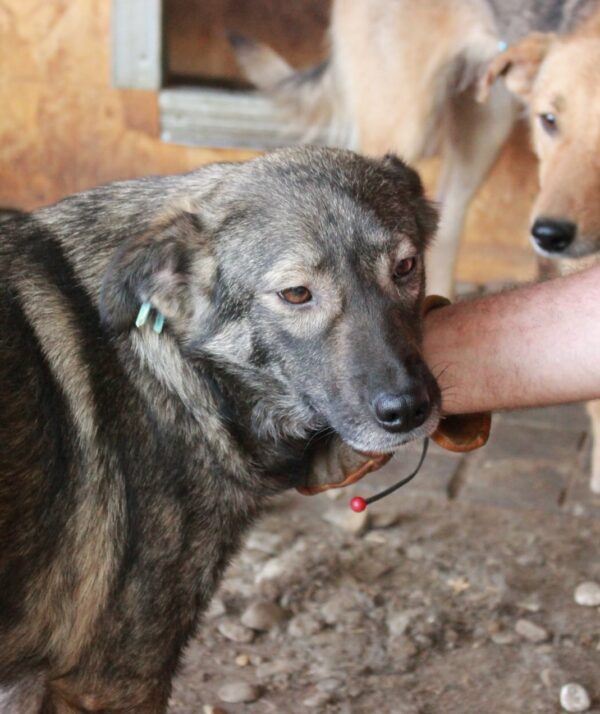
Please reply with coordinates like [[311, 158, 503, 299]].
[[478, 32, 556, 102], [381, 153, 439, 243], [100, 212, 203, 332]]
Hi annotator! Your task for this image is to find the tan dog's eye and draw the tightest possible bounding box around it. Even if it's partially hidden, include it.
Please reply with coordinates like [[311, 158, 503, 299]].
[[393, 257, 417, 279], [539, 113, 558, 136], [278, 286, 313, 304]]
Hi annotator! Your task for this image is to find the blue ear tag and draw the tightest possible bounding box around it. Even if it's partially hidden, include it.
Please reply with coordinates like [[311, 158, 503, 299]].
[[497, 40, 508, 53], [153, 312, 165, 334], [135, 302, 152, 328], [135, 302, 166, 334]]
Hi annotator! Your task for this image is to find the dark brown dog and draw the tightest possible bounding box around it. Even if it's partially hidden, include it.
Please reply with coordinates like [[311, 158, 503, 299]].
[[0, 147, 440, 711]]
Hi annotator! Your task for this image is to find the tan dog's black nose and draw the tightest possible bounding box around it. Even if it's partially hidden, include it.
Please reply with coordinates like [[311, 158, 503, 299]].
[[531, 218, 576, 253], [373, 389, 431, 433]]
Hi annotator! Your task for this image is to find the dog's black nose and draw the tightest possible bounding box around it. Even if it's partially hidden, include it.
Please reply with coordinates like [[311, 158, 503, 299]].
[[373, 390, 431, 433], [531, 218, 576, 253]]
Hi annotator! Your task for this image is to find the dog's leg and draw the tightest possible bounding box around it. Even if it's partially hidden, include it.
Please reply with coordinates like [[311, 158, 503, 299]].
[[426, 84, 518, 297], [586, 400, 600, 493]]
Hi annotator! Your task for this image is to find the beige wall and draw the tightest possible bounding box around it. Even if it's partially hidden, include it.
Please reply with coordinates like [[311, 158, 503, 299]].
[[0, 0, 538, 283], [0, 0, 256, 211]]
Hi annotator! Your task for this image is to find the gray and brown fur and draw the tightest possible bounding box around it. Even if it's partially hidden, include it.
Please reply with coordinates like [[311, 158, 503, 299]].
[[0, 146, 440, 711]]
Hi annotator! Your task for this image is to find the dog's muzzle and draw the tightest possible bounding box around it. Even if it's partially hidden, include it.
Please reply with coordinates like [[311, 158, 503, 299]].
[[297, 296, 492, 496]]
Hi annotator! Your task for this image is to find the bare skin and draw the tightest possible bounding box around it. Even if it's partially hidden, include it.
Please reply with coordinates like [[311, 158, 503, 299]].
[[423, 265, 600, 416]]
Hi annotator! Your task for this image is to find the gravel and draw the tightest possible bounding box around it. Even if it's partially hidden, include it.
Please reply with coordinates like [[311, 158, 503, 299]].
[[560, 683, 591, 712], [169, 469, 600, 714], [217, 681, 261, 704], [515, 619, 550, 643], [288, 613, 323, 637], [573, 581, 600, 607], [216, 620, 255, 644], [240, 601, 287, 630]]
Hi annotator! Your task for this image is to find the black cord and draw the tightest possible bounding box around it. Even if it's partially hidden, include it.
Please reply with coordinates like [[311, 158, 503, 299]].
[[364, 438, 429, 505]]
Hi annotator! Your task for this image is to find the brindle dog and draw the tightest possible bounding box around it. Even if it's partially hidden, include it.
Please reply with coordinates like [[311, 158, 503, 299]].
[[0, 147, 440, 711]]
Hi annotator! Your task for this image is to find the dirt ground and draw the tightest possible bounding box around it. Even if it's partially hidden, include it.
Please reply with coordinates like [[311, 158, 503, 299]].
[[168, 405, 600, 714]]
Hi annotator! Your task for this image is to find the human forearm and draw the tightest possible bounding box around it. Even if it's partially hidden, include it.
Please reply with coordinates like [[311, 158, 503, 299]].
[[423, 265, 600, 415]]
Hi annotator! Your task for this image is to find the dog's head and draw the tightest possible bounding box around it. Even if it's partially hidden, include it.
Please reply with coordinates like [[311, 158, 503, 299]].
[[102, 148, 440, 456], [480, 30, 600, 259]]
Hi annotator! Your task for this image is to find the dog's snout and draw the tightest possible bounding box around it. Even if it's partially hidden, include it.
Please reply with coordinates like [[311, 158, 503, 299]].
[[373, 388, 431, 433], [531, 218, 576, 253]]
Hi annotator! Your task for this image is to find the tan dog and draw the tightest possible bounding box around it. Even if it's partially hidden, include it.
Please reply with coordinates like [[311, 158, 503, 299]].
[[236, 0, 600, 492], [481, 15, 600, 493]]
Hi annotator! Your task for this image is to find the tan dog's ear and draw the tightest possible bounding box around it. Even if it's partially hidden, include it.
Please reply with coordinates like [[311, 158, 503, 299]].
[[478, 32, 556, 102]]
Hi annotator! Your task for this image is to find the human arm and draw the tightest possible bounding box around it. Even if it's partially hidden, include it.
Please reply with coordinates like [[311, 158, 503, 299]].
[[423, 264, 600, 415]]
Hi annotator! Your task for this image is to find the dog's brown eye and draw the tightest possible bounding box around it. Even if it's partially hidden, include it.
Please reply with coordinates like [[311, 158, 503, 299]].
[[278, 286, 312, 305], [394, 257, 417, 279], [539, 112, 558, 136]]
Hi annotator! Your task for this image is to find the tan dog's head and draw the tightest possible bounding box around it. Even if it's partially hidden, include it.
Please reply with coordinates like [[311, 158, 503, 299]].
[[481, 31, 600, 259]]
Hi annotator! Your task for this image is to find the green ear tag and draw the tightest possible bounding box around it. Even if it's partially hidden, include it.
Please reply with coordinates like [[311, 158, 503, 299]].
[[135, 302, 152, 328]]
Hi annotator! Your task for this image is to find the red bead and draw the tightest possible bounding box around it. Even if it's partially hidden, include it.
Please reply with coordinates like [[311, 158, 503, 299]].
[[350, 496, 367, 512]]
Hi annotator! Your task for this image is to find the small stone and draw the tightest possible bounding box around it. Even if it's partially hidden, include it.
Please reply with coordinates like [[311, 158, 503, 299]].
[[316, 678, 342, 693], [217, 681, 261, 704], [235, 654, 250, 667], [255, 556, 289, 584], [515, 618, 550, 643], [516, 552, 546, 567], [323, 507, 369, 535], [303, 692, 332, 708], [353, 557, 391, 582], [255, 660, 294, 680], [220, 576, 254, 598], [288, 613, 322, 637], [245, 531, 285, 555], [491, 631, 518, 646], [364, 531, 388, 544], [405, 544, 425, 561], [560, 683, 591, 712], [240, 601, 287, 630], [387, 637, 418, 666], [387, 609, 421, 637], [203, 706, 228, 714], [447, 577, 470, 595], [517, 598, 541, 613], [321, 592, 359, 625], [205, 597, 226, 619], [574, 581, 600, 607], [217, 621, 255, 644]]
